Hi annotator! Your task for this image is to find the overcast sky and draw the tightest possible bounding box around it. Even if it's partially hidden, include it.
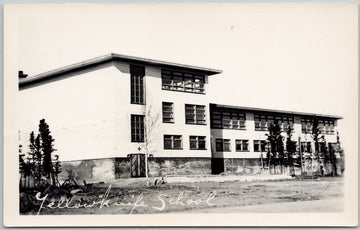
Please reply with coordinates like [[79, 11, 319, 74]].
[[6, 3, 358, 146]]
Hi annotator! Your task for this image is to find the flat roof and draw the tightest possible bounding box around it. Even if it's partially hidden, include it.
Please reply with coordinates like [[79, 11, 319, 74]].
[[210, 103, 343, 119], [19, 53, 222, 88]]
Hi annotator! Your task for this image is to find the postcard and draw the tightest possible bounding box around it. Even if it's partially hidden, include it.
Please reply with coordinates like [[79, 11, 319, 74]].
[[3, 2, 358, 226]]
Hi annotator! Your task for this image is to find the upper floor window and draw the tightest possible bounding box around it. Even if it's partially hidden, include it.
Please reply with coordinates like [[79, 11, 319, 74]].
[[162, 70, 205, 94], [189, 136, 206, 150], [235, 139, 249, 152], [162, 102, 174, 123], [185, 104, 206, 125], [211, 110, 246, 130], [164, 135, 182, 149], [130, 65, 145, 104], [254, 114, 294, 132], [131, 115, 145, 142], [216, 139, 231, 152], [301, 118, 335, 134]]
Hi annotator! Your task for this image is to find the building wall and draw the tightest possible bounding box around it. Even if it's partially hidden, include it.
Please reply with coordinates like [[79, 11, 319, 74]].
[[18, 61, 144, 161]]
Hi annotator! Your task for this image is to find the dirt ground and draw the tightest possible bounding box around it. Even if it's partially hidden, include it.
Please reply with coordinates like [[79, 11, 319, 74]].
[[22, 177, 343, 215]]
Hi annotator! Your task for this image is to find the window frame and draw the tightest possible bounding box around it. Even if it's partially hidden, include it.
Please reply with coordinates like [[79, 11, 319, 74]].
[[211, 110, 246, 130], [189, 136, 207, 150], [130, 65, 145, 105], [131, 114, 145, 142], [161, 69, 206, 94], [253, 140, 268, 152], [235, 139, 249, 152], [164, 135, 183, 150], [216, 139, 231, 152], [162, 102, 174, 123], [185, 104, 207, 125]]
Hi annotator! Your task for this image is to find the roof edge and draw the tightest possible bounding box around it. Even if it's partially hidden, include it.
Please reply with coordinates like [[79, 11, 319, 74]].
[[210, 103, 343, 120], [19, 53, 222, 88]]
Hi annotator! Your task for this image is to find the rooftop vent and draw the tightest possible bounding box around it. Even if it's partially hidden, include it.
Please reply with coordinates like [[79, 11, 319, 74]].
[[18, 71, 28, 79]]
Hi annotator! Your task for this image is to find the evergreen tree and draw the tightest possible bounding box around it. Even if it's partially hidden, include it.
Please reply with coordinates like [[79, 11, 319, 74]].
[[38, 119, 56, 185], [267, 120, 284, 173], [286, 126, 297, 174]]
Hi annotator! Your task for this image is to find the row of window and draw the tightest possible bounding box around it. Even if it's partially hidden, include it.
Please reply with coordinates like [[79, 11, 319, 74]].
[[216, 139, 266, 152], [161, 70, 205, 94], [215, 139, 335, 153], [211, 111, 246, 130], [164, 135, 206, 150], [301, 118, 335, 134], [210, 112, 336, 135], [254, 114, 294, 132], [162, 102, 207, 125]]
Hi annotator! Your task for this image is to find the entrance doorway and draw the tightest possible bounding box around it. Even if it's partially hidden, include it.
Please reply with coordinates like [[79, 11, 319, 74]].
[[129, 153, 146, 177]]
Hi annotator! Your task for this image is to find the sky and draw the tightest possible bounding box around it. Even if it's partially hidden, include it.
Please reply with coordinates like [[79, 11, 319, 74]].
[[5, 2, 358, 151]]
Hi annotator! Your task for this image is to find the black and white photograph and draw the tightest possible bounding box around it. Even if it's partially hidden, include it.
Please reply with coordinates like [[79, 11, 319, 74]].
[[3, 2, 358, 227]]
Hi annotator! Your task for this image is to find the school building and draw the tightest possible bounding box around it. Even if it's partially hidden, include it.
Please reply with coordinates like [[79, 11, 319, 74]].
[[18, 53, 342, 182]]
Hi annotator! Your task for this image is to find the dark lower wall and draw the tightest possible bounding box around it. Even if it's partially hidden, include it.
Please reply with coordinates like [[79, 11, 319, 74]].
[[58, 157, 344, 183], [115, 157, 130, 179], [148, 157, 212, 177], [59, 158, 115, 184], [223, 158, 263, 174]]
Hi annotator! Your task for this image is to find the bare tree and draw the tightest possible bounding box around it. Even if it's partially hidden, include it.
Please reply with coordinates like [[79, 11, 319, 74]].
[[140, 93, 160, 185]]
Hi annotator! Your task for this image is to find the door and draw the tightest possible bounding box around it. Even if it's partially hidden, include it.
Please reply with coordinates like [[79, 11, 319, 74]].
[[130, 153, 146, 177]]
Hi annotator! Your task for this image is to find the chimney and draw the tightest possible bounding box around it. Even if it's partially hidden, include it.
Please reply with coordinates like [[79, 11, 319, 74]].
[[18, 71, 28, 78]]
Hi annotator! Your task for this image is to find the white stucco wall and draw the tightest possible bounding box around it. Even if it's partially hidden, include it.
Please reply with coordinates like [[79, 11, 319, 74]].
[[18, 61, 144, 161], [17, 61, 213, 161], [143, 65, 212, 158]]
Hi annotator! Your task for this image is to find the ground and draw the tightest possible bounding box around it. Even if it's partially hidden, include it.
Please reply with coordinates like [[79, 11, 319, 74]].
[[21, 176, 343, 215]]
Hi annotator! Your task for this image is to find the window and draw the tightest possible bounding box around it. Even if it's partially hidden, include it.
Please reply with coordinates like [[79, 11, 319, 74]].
[[211, 110, 246, 129], [254, 140, 268, 152], [300, 142, 312, 152], [162, 102, 174, 123], [185, 104, 206, 125], [164, 135, 182, 149], [189, 136, 206, 150], [130, 65, 145, 104], [255, 114, 294, 131], [216, 139, 231, 152], [235, 140, 249, 152], [161, 70, 205, 94], [131, 115, 144, 142]]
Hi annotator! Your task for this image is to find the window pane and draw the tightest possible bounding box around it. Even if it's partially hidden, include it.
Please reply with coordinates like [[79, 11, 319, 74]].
[[243, 140, 249, 151], [224, 139, 231, 151], [216, 139, 223, 151], [198, 137, 206, 149], [130, 66, 145, 104], [235, 140, 242, 151], [162, 102, 174, 123], [174, 136, 182, 149]]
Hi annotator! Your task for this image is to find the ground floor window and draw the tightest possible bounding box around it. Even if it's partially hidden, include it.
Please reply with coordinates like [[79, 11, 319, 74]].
[[164, 135, 182, 149], [253, 140, 267, 152], [300, 141, 312, 153], [189, 136, 206, 150], [216, 139, 231, 152], [235, 139, 249, 152]]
